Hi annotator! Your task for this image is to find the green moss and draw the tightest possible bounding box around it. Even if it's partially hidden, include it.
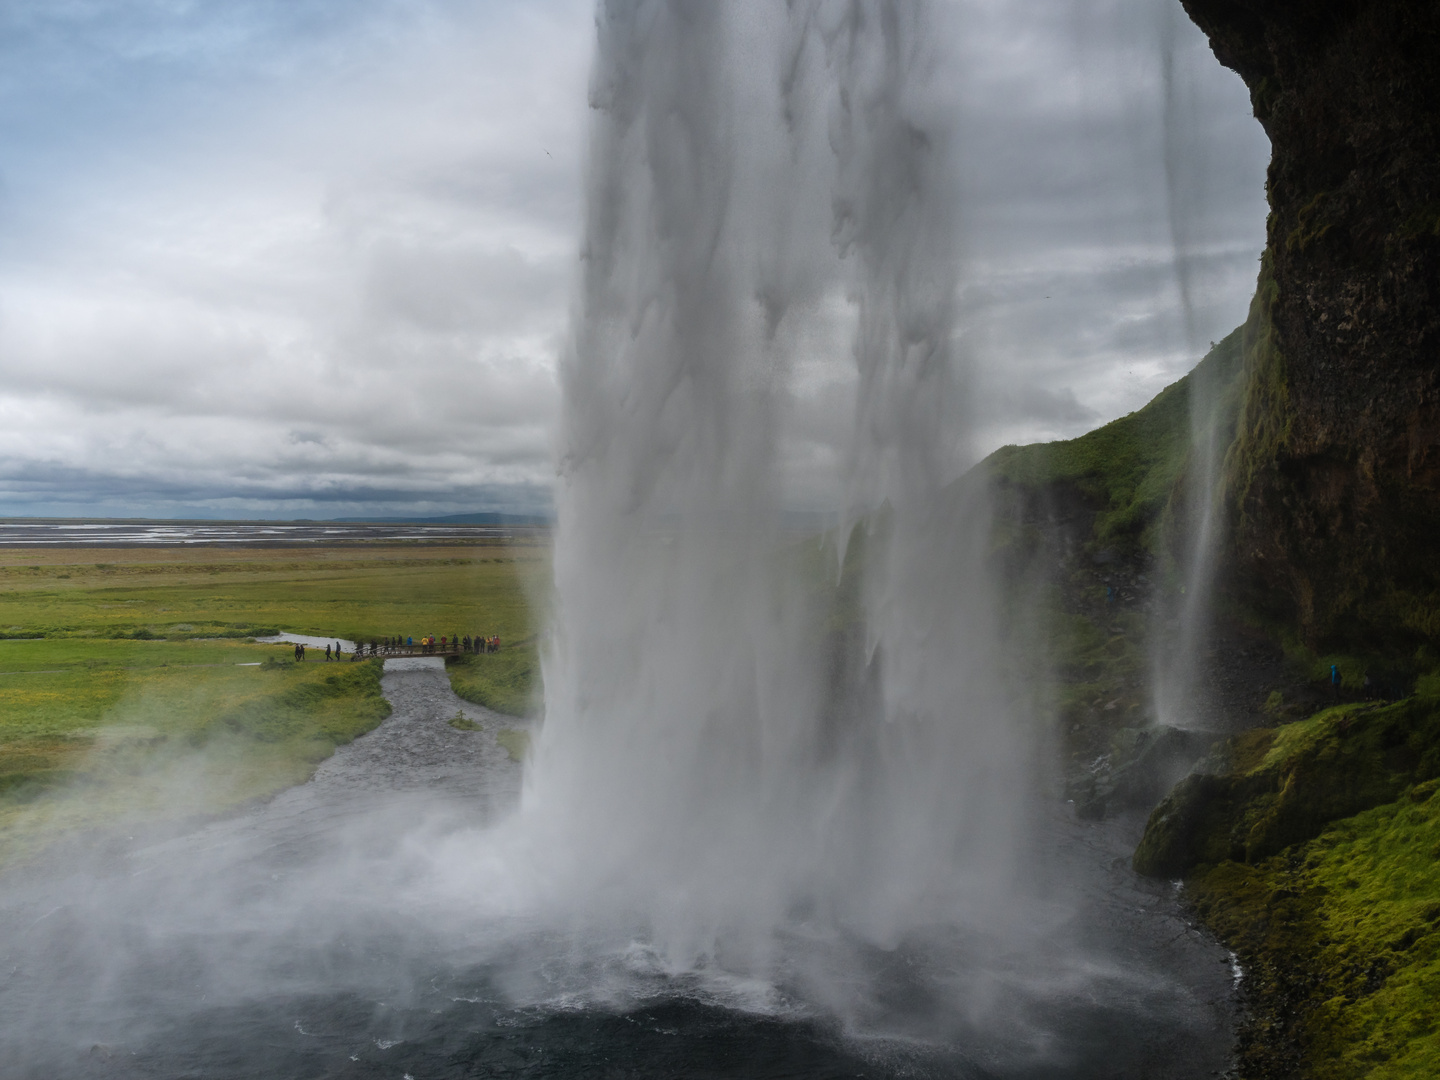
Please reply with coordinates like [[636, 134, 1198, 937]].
[[1285, 191, 1336, 252], [1189, 782, 1440, 1078], [1135, 696, 1440, 877]]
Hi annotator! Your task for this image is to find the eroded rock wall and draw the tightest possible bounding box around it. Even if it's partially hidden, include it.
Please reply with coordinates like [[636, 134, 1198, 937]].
[[1182, 0, 1440, 650]]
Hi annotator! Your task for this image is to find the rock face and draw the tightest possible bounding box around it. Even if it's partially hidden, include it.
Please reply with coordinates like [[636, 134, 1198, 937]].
[[1133, 695, 1440, 878], [1181, 0, 1440, 650]]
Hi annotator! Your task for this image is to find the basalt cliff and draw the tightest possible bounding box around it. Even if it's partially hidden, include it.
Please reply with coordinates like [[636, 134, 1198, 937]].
[[1184, 0, 1440, 653], [1134, 4, 1440, 1075], [982, 5, 1439, 1075]]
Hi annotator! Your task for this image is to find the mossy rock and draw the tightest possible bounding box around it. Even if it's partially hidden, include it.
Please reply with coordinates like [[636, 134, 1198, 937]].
[[1069, 724, 1221, 821], [1135, 696, 1440, 877]]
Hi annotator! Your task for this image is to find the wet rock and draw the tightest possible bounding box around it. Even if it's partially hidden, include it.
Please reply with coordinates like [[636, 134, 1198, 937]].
[[1070, 724, 1222, 820], [1181, 0, 1440, 653], [1134, 695, 1440, 877]]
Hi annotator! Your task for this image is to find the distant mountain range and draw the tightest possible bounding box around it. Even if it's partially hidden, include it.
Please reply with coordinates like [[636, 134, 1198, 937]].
[[323, 512, 552, 526]]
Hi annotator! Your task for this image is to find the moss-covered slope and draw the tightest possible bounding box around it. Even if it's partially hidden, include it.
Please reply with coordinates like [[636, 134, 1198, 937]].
[[1131, 682, 1440, 1078], [988, 325, 1244, 564], [1188, 780, 1440, 1079], [1135, 694, 1440, 877]]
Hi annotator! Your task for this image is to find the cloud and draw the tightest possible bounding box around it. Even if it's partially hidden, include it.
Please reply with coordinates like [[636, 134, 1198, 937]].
[[0, 0, 1269, 517], [0, 0, 589, 518]]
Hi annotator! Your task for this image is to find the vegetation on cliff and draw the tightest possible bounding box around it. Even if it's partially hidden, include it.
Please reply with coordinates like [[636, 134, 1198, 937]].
[[986, 250, 1439, 1076], [1122, 2, 1440, 1072], [1130, 644, 1440, 1079], [988, 325, 1244, 566], [1135, 695, 1440, 878], [1188, 774, 1440, 1078], [984, 328, 1257, 804]]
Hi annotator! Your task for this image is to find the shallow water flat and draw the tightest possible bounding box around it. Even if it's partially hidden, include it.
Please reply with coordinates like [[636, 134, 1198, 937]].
[[0, 521, 544, 546]]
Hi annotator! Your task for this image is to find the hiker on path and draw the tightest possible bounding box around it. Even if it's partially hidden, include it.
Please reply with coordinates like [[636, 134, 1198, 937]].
[[325, 644, 332, 661], [1331, 664, 1341, 701]]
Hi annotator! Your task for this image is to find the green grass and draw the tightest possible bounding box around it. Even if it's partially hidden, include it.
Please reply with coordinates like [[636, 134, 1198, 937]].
[[0, 542, 546, 861], [0, 639, 277, 741], [0, 543, 546, 645], [986, 327, 1245, 559], [0, 635, 275, 672], [0, 654, 391, 863], [448, 712, 482, 732], [496, 727, 530, 762], [447, 642, 542, 717]]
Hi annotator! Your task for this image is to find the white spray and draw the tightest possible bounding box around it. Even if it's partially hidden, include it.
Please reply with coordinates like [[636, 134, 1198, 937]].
[[1153, 1, 1237, 730]]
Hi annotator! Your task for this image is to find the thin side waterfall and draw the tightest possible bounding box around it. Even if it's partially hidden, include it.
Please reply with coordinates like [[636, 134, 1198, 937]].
[[1153, 3, 1231, 730], [526, 0, 1035, 970], [1152, 355, 1229, 729]]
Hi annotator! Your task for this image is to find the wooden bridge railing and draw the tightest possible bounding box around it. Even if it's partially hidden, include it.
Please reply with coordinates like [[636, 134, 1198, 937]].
[[349, 643, 495, 661]]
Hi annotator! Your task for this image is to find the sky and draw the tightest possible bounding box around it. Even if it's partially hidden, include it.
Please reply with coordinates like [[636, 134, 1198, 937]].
[[0, 0, 1270, 520]]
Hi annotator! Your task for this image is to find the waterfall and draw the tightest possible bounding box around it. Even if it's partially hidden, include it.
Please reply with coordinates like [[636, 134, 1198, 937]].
[[524, 0, 1035, 969], [1152, 3, 1235, 730]]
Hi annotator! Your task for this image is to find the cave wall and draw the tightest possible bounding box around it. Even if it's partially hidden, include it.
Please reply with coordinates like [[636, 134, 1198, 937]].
[[1181, 0, 1440, 650]]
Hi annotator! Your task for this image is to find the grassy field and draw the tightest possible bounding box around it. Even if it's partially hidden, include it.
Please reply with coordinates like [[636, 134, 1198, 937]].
[[0, 541, 546, 862], [0, 542, 546, 643]]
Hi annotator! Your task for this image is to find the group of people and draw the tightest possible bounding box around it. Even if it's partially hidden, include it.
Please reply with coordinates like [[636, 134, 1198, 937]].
[[292, 641, 346, 662], [289, 635, 503, 662], [351, 634, 502, 655]]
